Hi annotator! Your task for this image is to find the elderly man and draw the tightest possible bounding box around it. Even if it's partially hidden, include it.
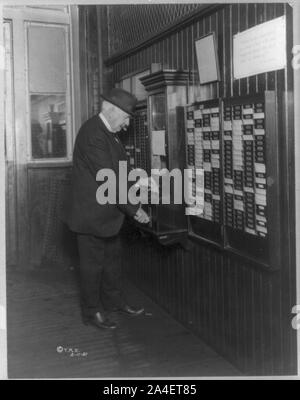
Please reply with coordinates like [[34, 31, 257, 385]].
[[65, 88, 150, 330]]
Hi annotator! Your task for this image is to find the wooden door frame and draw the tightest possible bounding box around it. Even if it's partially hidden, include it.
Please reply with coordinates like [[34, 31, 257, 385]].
[[2, 6, 81, 270], [0, 4, 7, 380], [293, 1, 300, 377]]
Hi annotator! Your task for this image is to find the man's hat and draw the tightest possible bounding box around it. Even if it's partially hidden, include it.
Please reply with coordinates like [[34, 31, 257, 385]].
[[100, 88, 137, 116]]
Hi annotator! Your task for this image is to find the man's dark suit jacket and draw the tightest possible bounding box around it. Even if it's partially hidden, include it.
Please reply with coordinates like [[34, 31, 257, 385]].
[[64, 115, 139, 237]]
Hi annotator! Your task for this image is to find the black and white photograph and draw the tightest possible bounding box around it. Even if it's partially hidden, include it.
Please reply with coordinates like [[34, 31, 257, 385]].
[[0, 0, 300, 382]]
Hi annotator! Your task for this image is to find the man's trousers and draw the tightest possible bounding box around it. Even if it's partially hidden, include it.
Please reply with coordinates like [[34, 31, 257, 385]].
[[76, 233, 126, 317]]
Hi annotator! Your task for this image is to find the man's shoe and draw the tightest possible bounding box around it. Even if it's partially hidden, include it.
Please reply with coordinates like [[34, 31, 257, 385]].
[[83, 312, 117, 329], [118, 305, 144, 316]]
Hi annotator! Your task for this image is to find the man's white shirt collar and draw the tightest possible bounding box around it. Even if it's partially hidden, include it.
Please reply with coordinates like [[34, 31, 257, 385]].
[[99, 112, 114, 133]]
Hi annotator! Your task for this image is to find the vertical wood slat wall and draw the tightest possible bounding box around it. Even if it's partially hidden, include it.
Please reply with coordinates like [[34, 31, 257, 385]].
[[105, 3, 296, 375]]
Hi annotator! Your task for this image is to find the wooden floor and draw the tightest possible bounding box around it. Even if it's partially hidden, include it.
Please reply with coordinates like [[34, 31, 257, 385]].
[[7, 267, 240, 379]]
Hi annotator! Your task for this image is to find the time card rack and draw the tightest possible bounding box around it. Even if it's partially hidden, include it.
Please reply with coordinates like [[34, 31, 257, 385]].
[[185, 91, 281, 269], [185, 98, 223, 246]]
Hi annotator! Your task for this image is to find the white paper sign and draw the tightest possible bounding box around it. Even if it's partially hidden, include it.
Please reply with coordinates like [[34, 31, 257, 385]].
[[151, 130, 166, 156], [233, 16, 286, 79]]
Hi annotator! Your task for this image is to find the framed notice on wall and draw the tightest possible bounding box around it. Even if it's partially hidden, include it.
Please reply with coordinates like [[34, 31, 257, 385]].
[[233, 16, 286, 79], [195, 32, 220, 84]]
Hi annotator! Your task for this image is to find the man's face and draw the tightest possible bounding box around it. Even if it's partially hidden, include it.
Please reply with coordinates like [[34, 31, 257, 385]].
[[110, 107, 131, 133]]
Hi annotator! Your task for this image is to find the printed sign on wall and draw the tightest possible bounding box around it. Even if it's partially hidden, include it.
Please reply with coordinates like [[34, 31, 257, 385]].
[[233, 16, 286, 79]]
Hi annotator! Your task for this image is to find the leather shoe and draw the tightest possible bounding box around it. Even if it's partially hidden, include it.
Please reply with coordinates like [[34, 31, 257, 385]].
[[83, 312, 117, 330], [117, 305, 144, 316]]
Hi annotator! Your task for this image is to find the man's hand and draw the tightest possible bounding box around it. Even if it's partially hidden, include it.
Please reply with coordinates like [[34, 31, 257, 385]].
[[135, 176, 159, 193], [134, 208, 150, 224]]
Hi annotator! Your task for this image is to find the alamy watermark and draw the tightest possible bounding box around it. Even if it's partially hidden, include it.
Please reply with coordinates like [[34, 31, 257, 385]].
[[95, 161, 204, 215]]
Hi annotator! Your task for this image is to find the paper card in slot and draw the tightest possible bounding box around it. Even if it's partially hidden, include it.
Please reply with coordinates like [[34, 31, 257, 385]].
[[254, 129, 265, 136], [254, 178, 266, 186], [233, 142, 243, 150], [255, 195, 267, 206], [233, 188, 243, 196], [224, 185, 233, 194], [255, 187, 266, 196], [203, 162, 212, 171], [245, 228, 256, 235], [232, 165, 243, 172], [194, 110, 202, 119], [223, 121, 232, 131], [256, 215, 267, 223], [256, 220, 267, 228], [242, 118, 254, 125], [243, 108, 254, 115], [187, 120, 195, 128], [232, 119, 243, 128], [151, 130, 166, 156], [211, 160, 220, 169], [195, 126, 203, 133], [224, 178, 234, 185], [253, 112, 265, 119], [224, 135, 232, 141], [243, 135, 254, 141], [256, 183, 267, 190], [202, 108, 211, 114], [203, 141, 211, 149], [255, 163, 266, 173], [187, 134, 195, 145]]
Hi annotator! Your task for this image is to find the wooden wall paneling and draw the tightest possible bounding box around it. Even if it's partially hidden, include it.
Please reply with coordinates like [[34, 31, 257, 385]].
[[223, 257, 231, 355], [285, 28, 297, 377], [186, 26, 192, 73], [231, 3, 240, 97], [263, 280, 274, 374], [162, 37, 168, 70], [158, 247, 164, 306], [266, 4, 278, 91], [257, 3, 267, 93], [239, 3, 249, 96], [219, 8, 226, 99], [219, 252, 226, 356], [79, 7, 89, 122], [237, 264, 246, 372], [204, 248, 211, 342], [178, 249, 185, 324], [251, 271, 263, 375], [174, 247, 181, 322], [170, 245, 176, 315], [247, 3, 257, 94], [207, 249, 214, 347], [212, 252, 219, 351], [197, 246, 204, 334], [12, 16, 30, 267], [194, 247, 201, 332], [224, 5, 232, 98], [189, 248, 196, 330], [232, 259, 239, 367], [213, 251, 220, 351]]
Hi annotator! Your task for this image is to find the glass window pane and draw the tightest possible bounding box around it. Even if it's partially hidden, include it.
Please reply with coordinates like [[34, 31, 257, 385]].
[[28, 25, 67, 93], [30, 94, 67, 159], [150, 93, 166, 130]]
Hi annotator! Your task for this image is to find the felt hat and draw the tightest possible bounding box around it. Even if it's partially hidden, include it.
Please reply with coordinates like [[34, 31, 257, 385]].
[[100, 88, 137, 116]]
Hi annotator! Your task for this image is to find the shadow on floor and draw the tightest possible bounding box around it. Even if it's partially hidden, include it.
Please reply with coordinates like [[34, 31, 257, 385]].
[[6, 266, 241, 379]]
